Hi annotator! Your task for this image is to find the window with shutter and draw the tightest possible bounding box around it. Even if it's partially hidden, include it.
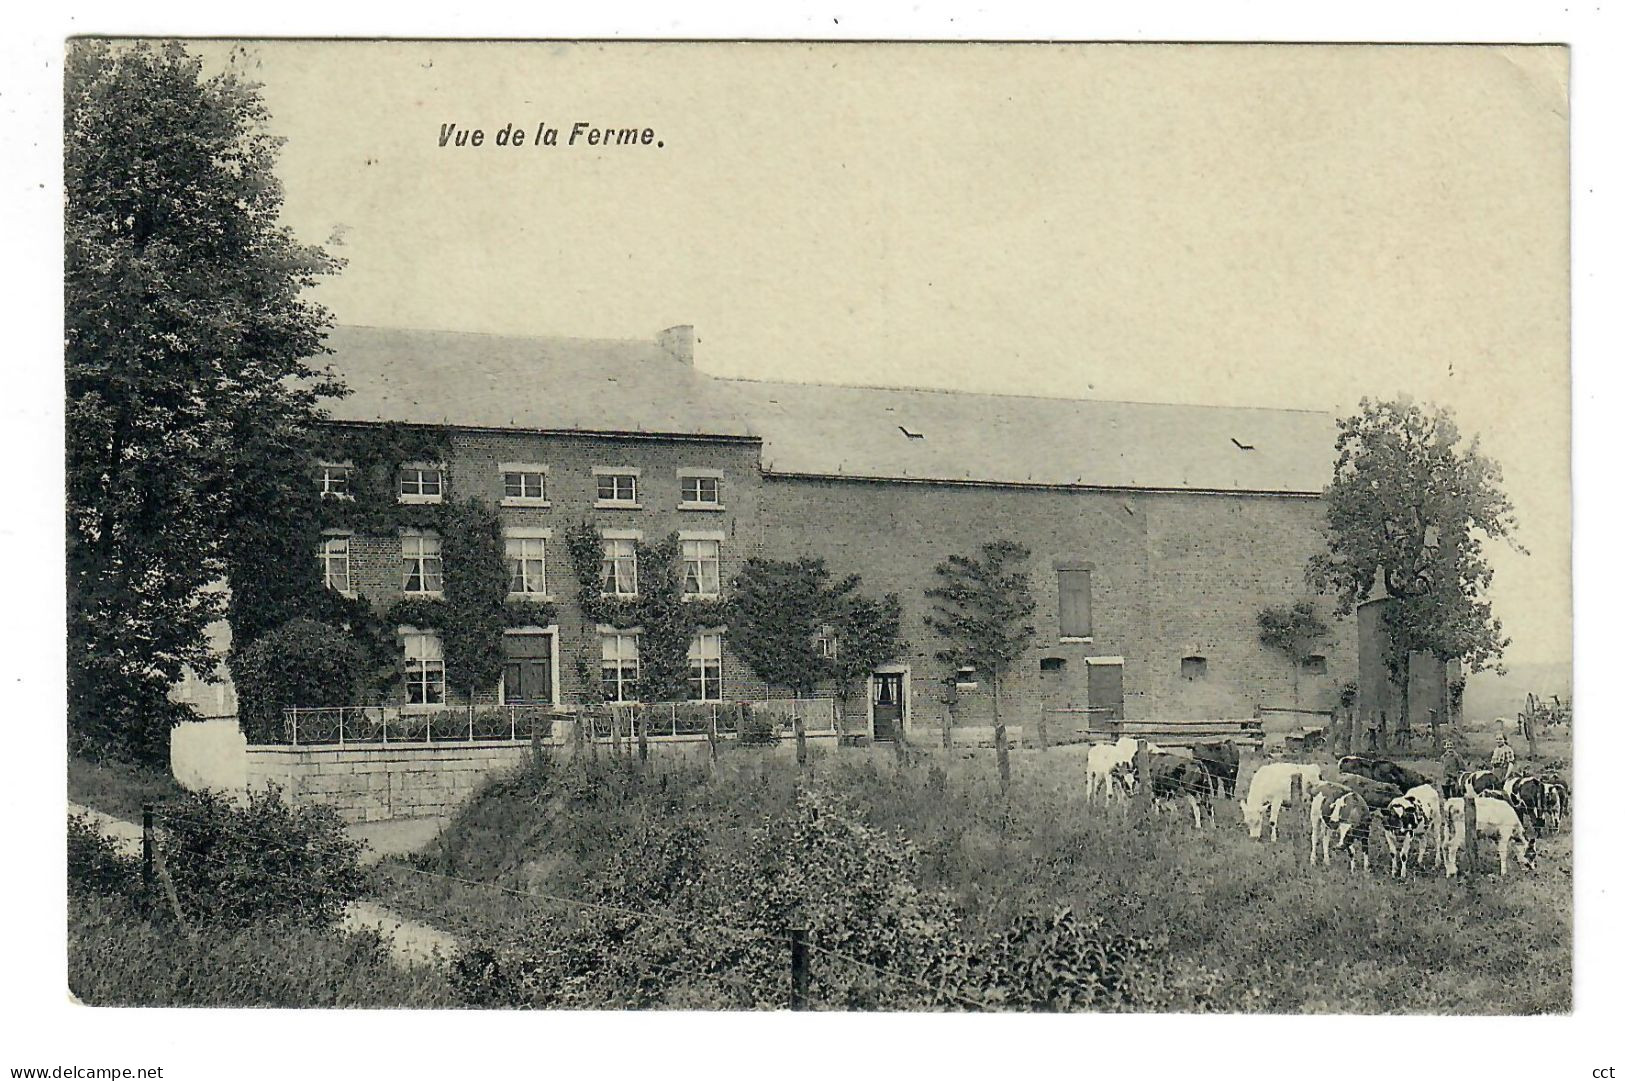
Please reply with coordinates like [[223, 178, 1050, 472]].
[[1058, 568, 1092, 638]]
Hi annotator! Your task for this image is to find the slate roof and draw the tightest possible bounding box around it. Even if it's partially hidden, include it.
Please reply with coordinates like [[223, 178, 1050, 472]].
[[318, 325, 1335, 494], [718, 378, 1336, 495], [319, 325, 753, 439]]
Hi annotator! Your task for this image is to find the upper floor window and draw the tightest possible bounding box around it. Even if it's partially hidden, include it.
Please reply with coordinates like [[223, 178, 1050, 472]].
[[688, 632, 724, 701], [681, 537, 722, 599], [594, 467, 640, 508], [813, 625, 839, 660], [679, 469, 724, 510], [403, 630, 446, 706], [318, 462, 353, 500], [398, 463, 445, 504], [319, 532, 353, 596], [1057, 566, 1093, 639], [601, 633, 640, 703], [402, 532, 444, 596], [600, 535, 639, 597], [506, 531, 549, 599], [500, 462, 549, 506]]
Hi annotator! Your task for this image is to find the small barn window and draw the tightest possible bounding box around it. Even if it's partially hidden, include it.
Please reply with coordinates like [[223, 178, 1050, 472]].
[[1039, 657, 1067, 673], [1302, 654, 1328, 675], [1181, 656, 1208, 680], [1058, 569, 1092, 638]]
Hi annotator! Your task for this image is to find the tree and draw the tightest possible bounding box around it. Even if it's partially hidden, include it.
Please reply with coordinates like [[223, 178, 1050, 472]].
[[829, 591, 906, 721], [233, 619, 368, 743], [1307, 398, 1521, 744], [1257, 599, 1330, 707], [65, 41, 342, 763], [926, 540, 1037, 792]]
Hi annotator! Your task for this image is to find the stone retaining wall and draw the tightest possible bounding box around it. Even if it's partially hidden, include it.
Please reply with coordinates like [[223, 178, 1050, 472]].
[[245, 743, 534, 823]]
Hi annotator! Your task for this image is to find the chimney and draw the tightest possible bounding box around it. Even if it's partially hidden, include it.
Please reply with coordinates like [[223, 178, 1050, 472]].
[[657, 324, 694, 366]]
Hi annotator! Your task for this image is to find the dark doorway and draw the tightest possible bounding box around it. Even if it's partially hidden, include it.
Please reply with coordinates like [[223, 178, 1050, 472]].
[[872, 671, 905, 741], [502, 633, 554, 704], [1087, 659, 1124, 723]]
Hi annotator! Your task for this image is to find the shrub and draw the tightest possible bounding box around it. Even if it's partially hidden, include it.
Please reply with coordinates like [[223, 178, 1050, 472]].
[[737, 704, 781, 746], [67, 813, 139, 899], [234, 618, 367, 742], [159, 785, 365, 929]]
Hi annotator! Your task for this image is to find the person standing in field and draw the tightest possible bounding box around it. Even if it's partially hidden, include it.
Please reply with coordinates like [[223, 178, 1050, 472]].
[[1491, 734, 1516, 782], [1439, 739, 1464, 796]]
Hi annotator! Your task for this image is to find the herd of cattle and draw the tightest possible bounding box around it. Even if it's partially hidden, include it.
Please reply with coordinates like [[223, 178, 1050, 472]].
[[1083, 736, 1571, 879]]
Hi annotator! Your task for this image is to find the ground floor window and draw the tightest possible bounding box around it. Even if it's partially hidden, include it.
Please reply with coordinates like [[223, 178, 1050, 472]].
[[404, 630, 446, 705], [601, 632, 640, 702], [687, 632, 723, 701]]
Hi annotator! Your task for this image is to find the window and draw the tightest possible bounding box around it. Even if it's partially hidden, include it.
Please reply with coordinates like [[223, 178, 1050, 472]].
[[401, 532, 444, 595], [1058, 567, 1093, 639], [319, 533, 352, 595], [1302, 654, 1329, 675], [1039, 657, 1067, 673], [688, 633, 724, 701], [600, 537, 639, 597], [318, 463, 353, 500], [500, 463, 548, 505], [506, 534, 548, 598], [594, 469, 639, 506], [813, 625, 839, 660], [1181, 656, 1208, 680], [403, 631, 446, 706], [398, 464, 445, 504], [681, 538, 721, 598], [601, 633, 640, 702], [679, 471, 724, 509]]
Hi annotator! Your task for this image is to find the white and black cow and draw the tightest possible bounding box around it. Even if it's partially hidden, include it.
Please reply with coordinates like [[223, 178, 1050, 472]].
[[1147, 753, 1216, 828], [1502, 775, 1546, 834], [1377, 794, 1431, 878], [1443, 796, 1537, 877], [1541, 779, 1571, 833], [1242, 762, 1324, 842], [1190, 740, 1242, 801], [1310, 784, 1375, 873]]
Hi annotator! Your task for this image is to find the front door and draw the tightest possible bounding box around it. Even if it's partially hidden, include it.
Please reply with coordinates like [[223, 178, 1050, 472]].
[[872, 672, 905, 741], [502, 634, 554, 704]]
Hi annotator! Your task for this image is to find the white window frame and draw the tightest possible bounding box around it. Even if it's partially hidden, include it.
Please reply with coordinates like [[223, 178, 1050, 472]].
[[401, 627, 447, 709], [319, 530, 355, 598], [401, 530, 445, 597], [813, 625, 839, 660], [592, 466, 641, 508], [600, 631, 641, 703], [505, 527, 552, 601], [687, 631, 725, 702], [398, 462, 446, 505], [679, 531, 724, 600], [600, 529, 641, 598], [677, 468, 726, 511], [499, 462, 550, 507], [318, 461, 354, 501]]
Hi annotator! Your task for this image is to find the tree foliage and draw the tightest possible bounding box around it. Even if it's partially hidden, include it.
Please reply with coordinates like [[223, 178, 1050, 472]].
[[925, 540, 1038, 691], [1307, 398, 1520, 680], [1257, 600, 1329, 664], [65, 41, 342, 763], [233, 618, 368, 742]]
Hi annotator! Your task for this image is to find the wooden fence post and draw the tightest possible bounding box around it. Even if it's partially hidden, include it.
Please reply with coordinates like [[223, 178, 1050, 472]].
[[141, 803, 155, 916], [942, 689, 955, 749], [1037, 707, 1050, 752], [707, 709, 719, 769], [789, 920, 810, 1010], [994, 721, 1011, 795], [636, 707, 649, 762], [1462, 790, 1479, 876], [1288, 773, 1304, 854], [794, 712, 808, 768], [1133, 739, 1152, 824]]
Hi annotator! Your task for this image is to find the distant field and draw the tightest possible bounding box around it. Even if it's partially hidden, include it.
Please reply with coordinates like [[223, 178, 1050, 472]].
[[374, 742, 1571, 1013]]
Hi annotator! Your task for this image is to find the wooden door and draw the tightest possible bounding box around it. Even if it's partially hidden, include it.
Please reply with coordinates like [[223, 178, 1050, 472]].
[[502, 634, 554, 704], [872, 672, 905, 741], [1087, 661, 1123, 724]]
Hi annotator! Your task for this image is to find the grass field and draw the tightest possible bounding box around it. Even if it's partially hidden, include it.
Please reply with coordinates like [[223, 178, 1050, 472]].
[[372, 741, 1571, 1012]]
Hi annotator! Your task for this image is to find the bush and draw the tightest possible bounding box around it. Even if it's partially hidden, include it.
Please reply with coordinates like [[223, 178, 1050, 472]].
[[67, 813, 139, 899], [737, 704, 781, 746], [234, 617, 367, 742], [159, 786, 365, 929], [68, 893, 457, 1008]]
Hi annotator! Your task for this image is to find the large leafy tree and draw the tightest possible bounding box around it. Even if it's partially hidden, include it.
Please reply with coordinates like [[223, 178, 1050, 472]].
[[1307, 398, 1521, 739], [66, 41, 342, 763], [926, 540, 1037, 790]]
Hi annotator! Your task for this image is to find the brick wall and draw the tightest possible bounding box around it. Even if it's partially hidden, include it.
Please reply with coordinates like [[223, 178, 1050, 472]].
[[753, 477, 1356, 734]]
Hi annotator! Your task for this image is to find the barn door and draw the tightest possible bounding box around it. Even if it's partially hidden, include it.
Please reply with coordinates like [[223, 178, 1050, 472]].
[[1086, 657, 1124, 724]]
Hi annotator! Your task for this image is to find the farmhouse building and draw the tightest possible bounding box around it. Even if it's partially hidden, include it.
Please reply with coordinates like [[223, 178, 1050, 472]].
[[264, 322, 1354, 741]]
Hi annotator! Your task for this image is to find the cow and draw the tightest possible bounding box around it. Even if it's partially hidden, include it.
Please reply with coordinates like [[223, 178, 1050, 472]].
[[1085, 736, 1164, 804], [1191, 740, 1242, 801], [1376, 794, 1431, 878], [1241, 762, 1324, 841], [1147, 753, 1216, 828], [1336, 773, 1405, 811], [1397, 783, 1446, 868], [1503, 775, 1546, 834], [1338, 755, 1430, 793], [1541, 779, 1571, 833], [1442, 796, 1537, 877], [1310, 784, 1375, 872], [1459, 769, 1504, 799]]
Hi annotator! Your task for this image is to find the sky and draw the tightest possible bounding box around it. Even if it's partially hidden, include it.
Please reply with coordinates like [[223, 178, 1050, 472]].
[[200, 40, 1569, 668]]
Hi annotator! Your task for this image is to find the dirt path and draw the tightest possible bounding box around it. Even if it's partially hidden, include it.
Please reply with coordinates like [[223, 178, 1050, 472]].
[[68, 801, 459, 967]]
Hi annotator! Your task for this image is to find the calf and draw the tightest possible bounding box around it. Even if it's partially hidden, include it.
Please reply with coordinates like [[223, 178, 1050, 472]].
[[1191, 740, 1241, 800], [1338, 755, 1430, 793], [1459, 769, 1504, 800], [1310, 785, 1375, 872], [1241, 762, 1324, 841], [1147, 753, 1215, 828], [1085, 736, 1165, 804], [1503, 775, 1546, 834], [1377, 795, 1430, 878], [1442, 796, 1537, 877], [1398, 783, 1445, 868], [1337, 773, 1404, 810], [1541, 779, 1571, 833]]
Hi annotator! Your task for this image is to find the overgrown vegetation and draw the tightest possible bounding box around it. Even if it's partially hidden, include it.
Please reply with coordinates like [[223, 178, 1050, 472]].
[[68, 755, 189, 821], [234, 618, 370, 742]]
